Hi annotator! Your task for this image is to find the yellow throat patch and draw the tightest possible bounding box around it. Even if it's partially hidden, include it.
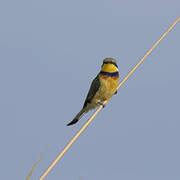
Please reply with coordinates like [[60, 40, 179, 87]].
[[101, 63, 118, 73]]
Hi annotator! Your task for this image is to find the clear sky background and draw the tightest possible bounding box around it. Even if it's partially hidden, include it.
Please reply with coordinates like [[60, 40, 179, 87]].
[[0, 0, 180, 180]]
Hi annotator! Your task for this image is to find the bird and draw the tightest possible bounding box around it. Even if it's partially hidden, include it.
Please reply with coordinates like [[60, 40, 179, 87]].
[[67, 58, 119, 126]]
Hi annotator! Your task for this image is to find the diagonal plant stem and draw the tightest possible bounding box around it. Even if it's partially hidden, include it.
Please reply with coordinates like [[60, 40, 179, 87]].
[[26, 153, 44, 180], [39, 16, 180, 180]]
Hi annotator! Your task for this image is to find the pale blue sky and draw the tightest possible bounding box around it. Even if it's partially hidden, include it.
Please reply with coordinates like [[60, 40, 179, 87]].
[[0, 0, 180, 179]]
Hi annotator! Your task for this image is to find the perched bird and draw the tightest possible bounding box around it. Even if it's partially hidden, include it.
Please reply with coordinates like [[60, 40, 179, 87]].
[[67, 58, 119, 126]]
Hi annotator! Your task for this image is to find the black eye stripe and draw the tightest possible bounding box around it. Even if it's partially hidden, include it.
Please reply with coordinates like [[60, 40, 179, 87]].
[[103, 62, 118, 68]]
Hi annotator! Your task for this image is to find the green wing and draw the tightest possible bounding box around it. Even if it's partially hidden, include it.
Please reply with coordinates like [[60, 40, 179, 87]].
[[83, 75, 100, 108]]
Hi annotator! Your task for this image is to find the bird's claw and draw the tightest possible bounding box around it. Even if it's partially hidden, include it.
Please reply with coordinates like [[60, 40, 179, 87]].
[[97, 102, 106, 108]]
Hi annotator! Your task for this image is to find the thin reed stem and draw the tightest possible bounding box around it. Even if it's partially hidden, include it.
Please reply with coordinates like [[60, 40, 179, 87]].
[[39, 16, 180, 180]]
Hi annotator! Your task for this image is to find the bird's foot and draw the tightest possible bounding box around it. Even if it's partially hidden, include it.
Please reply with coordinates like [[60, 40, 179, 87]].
[[97, 101, 106, 108]]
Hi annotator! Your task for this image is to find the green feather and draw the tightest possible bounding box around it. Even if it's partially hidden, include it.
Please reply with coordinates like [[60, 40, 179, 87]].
[[83, 75, 100, 108]]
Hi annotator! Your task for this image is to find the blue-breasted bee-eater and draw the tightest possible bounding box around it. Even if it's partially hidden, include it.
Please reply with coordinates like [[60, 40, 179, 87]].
[[67, 58, 119, 126]]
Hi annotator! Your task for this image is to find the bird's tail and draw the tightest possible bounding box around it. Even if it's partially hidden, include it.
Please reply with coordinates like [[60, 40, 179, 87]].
[[67, 108, 86, 126]]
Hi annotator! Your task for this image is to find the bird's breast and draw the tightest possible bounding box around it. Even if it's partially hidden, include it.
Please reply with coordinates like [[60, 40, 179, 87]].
[[95, 72, 119, 101]]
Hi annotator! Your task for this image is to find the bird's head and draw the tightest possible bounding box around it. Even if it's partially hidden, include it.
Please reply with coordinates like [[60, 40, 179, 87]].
[[101, 58, 118, 72]]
